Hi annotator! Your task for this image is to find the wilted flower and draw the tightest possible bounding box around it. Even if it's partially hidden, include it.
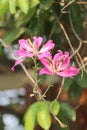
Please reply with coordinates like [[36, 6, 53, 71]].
[[11, 36, 55, 71], [39, 50, 79, 78]]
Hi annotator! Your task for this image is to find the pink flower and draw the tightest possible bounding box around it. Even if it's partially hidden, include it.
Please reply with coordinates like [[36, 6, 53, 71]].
[[11, 36, 55, 71], [39, 50, 79, 78]]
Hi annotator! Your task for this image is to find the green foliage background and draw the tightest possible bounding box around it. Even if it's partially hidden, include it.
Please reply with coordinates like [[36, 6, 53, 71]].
[[0, 0, 87, 130]]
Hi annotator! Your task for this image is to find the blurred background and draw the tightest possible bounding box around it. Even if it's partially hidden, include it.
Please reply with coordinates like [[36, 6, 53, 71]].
[[0, 0, 87, 130]]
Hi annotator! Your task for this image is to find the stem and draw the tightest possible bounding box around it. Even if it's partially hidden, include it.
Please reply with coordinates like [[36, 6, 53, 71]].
[[43, 84, 53, 98], [0, 38, 42, 100], [55, 77, 65, 100], [20, 63, 35, 86], [0, 38, 67, 127], [54, 1, 87, 5], [32, 57, 42, 100], [53, 116, 67, 128], [42, 98, 67, 128], [61, 0, 75, 13], [42, 76, 53, 97]]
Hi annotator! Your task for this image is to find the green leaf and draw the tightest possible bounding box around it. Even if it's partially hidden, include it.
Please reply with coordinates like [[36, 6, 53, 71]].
[[0, 0, 9, 16], [17, 0, 29, 14], [37, 102, 51, 130], [50, 100, 60, 116], [64, 78, 73, 89], [24, 102, 38, 130], [29, 0, 39, 9], [29, 11, 47, 35], [60, 103, 76, 122], [70, 4, 82, 26], [9, 0, 16, 14], [39, 0, 54, 10], [16, 7, 36, 27], [57, 111, 69, 130], [2, 28, 25, 43], [68, 81, 82, 99], [75, 72, 87, 88]]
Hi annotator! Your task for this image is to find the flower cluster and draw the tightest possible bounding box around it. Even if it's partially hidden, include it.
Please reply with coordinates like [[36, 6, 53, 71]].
[[11, 36, 79, 77]]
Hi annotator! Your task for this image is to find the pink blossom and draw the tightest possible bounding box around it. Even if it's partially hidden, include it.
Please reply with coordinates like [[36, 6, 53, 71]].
[[39, 50, 79, 78], [11, 36, 55, 71]]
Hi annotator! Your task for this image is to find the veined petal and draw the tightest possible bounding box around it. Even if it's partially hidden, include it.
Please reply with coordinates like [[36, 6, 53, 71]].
[[16, 49, 33, 58], [40, 40, 55, 53], [11, 58, 25, 71], [18, 39, 33, 52], [53, 50, 63, 67], [38, 52, 52, 59], [59, 51, 70, 70], [39, 67, 54, 75], [56, 66, 79, 77], [33, 36, 43, 49], [40, 58, 51, 70]]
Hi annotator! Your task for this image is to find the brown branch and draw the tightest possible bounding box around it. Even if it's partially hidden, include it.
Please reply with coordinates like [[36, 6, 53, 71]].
[[42, 98, 67, 128], [0, 38, 67, 127], [60, 21, 87, 72], [69, 13, 87, 44], [0, 38, 42, 99], [55, 77, 65, 100], [70, 41, 82, 59], [54, 1, 87, 5], [68, 12, 87, 72], [61, 0, 75, 13], [53, 13, 80, 65], [79, 61, 87, 70], [53, 12, 87, 72]]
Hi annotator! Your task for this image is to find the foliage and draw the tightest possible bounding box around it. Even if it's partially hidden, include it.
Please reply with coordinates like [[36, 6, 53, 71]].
[[24, 101, 52, 130], [0, 0, 87, 130], [24, 101, 76, 130], [60, 103, 76, 122]]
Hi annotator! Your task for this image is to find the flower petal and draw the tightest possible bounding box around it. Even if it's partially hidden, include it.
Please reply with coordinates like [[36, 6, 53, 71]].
[[11, 58, 25, 71], [39, 67, 54, 75], [53, 50, 63, 67], [19, 39, 33, 52], [40, 40, 55, 53], [33, 36, 43, 49], [58, 51, 70, 71], [16, 49, 33, 58], [38, 52, 52, 59], [40, 58, 51, 70], [56, 66, 79, 77]]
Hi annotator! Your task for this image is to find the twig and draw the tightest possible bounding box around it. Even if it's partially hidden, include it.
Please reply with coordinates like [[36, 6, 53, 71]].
[[42, 98, 67, 128], [0, 39, 12, 52], [69, 13, 87, 44], [55, 77, 65, 100], [0, 38, 68, 128], [54, 1, 87, 5], [53, 12, 87, 72], [61, 0, 75, 13], [70, 41, 82, 59], [74, 103, 82, 110], [0, 39, 34, 86], [0, 38, 42, 97], [42, 80, 54, 98], [53, 13, 80, 66], [60, 22, 87, 72], [53, 114, 67, 128], [79, 62, 87, 70], [20, 63, 35, 86], [77, 1, 87, 4], [69, 12, 87, 72], [69, 11, 87, 63]]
